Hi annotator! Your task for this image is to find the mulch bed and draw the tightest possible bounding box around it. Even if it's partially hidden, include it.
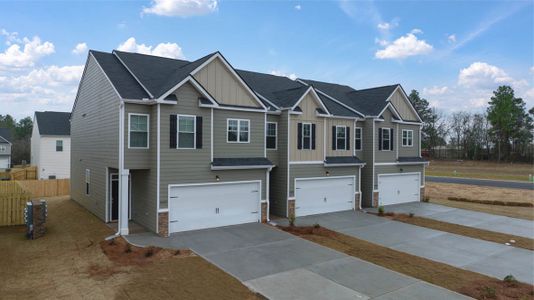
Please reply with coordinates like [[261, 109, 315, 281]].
[[447, 197, 533, 207], [280, 225, 534, 300]]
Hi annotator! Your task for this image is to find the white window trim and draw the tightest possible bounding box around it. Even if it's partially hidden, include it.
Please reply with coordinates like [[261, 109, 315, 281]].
[[301, 122, 312, 150], [266, 121, 277, 150], [56, 140, 63, 152], [0, 145, 5, 152], [128, 113, 150, 149], [177, 114, 196, 149], [381, 127, 392, 151], [227, 118, 250, 143], [354, 127, 363, 151], [402, 129, 414, 147], [85, 169, 90, 196], [335, 125, 348, 151]]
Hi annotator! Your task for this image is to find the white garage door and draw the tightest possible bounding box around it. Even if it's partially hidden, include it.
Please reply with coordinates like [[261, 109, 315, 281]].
[[295, 176, 355, 217], [378, 173, 420, 206], [0, 157, 8, 169], [169, 181, 261, 233]]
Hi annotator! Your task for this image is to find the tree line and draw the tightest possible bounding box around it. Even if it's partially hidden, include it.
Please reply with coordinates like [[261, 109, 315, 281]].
[[410, 85, 534, 163], [0, 115, 33, 165]]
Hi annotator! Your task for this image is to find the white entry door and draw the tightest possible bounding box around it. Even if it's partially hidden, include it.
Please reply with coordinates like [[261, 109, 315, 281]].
[[169, 181, 261, 233], [378, 173, 420, 206], [295, 176, 355, 217]]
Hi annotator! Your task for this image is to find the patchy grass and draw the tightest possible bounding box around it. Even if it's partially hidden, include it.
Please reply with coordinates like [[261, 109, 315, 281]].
[[0, 196, 263, 300], [381, 213, 534, 251], [427, 160, 533, 182], [280, 225, 534, 300]]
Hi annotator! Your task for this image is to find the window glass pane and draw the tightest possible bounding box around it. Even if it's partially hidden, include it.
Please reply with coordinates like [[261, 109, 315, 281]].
[[267, 123, 276, 136], [337, 137, 346, 150], [131, 132, 148, 147], [178, 132, 194, 148], [179, 116, 194, 132], [240, 131, 249, 142], [228, 131, 237, 142], [355, 140, 361, 150], [303, 137, 311, 149], [239, 121, 249, 132], [337, 127, 346, 138], [267, 136, 276, 149], [303, 124, 311, 137], [228, 120, 238, 131]]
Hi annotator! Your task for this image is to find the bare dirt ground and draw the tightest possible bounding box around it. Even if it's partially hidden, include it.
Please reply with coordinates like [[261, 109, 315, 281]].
[[280, 225, 534, 300], [426, 182, 534, 220], [427, 160, 533, 182], [0, 196, 262, 300]]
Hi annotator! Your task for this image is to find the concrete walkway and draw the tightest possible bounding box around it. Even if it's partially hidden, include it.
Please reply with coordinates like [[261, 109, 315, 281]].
[[426, 176, 534, 190], [286, 211, 534, 285], [126, 223, 469, 300], [366, 202, 534, 239]]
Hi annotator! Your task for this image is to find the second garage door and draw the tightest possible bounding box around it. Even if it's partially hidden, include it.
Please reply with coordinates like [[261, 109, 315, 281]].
[[169, 181, 261, 233], [295, 176, 355, 217], [378, 173, 420, 206]]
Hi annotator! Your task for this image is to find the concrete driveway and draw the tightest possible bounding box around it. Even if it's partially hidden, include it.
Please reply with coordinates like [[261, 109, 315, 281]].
[[288, 211, 534, 285], [126, 223, 468, 300], [367, 202, 534, 239], [426, 176, 534, 190]]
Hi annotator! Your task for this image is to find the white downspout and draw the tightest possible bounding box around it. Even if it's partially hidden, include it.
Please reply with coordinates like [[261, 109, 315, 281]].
[[118, 101, 129, 235]]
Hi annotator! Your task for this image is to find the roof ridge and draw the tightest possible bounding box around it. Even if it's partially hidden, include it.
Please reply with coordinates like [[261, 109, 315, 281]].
[[112, 49, 191, 63], [352, 84, 399, 93]]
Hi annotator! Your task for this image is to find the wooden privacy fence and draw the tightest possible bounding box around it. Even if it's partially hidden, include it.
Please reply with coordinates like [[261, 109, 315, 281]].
[[0, 166, 37, 180], [17, 179, 70, 198], [0, 181, 31, 226]]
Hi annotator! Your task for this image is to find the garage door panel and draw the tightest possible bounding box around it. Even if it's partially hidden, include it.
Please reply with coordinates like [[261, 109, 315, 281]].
[[378, 173, 420, 206], [295, 177, 354, 217], [169, 182, 260, 233], [0, 157, 8, 169]]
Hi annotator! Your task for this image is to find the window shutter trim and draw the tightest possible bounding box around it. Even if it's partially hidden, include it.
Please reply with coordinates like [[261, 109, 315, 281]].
[[378, 128, 382, 150], [170, 115, 177, 148], [311, 124, 316, 150], [332, 126, 336, 150], [346, 126, 350, 151], [196, 116, 203, 149], [297, 123, 302, 150], [390, 128, 394, 151]]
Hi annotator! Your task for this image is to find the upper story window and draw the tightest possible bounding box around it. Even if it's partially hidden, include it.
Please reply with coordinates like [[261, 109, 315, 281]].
[[297, 122, 316, 150], [85, 169, 90, 196], [178, 115, 196, 149], [266, 122, 277, 150], [227, 119, 250, 143], [56, 140, 63, 152], [336, 126, 347, 150], [0, 145, 6, 152], [354, 127, 362, 151], [129, 113, 149, 149], [402, 129, 413, 147], [379, 128, 393, 151]]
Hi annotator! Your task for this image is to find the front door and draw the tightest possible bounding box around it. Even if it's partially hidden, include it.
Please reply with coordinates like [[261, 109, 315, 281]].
[[110, 174, 119, 221]]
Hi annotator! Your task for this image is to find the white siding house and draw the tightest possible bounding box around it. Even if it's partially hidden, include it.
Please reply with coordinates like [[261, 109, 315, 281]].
[[0, 128, 12, 169], [31, 111, 71, 179]]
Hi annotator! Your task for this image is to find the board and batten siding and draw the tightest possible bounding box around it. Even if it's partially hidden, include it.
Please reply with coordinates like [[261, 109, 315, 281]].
[[36, 136, 71, 179], [159, 82, 267, 210], [326, 118, 354, 157], [212, 109, 265, 158], [193, 57, 260, 108], [389, 89, 419, 121], [290, 93, 325, 161], [289, 164, 360, 198], [71, 54, 119, 221], [398, 124, 420, 157], [269, 111, 289, 217]]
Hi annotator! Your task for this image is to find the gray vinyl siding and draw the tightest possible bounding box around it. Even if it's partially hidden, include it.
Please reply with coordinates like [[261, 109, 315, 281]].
[[398, 124, 420, 157], [266, 114, 280, 166], [130, 169, 157, 231], [374, 164, 425, 189], [354, 120, 364, 160], [124, 104, 153, 170], [213, 109, 265, 158], [0, 143, 11, 155], [360, 118, 375, 207], [289, 164, 360, 197], [269, 110, 289, 217], [375, 109, 396, 162], [71, 54, 119, 221], [159, 83, 267, 209]]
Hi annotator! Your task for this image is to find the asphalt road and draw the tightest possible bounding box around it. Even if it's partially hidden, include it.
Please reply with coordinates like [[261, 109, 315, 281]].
[[426, 176, 534, 190]]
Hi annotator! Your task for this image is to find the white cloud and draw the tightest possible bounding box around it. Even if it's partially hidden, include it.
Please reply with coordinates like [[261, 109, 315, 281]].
[[377, 22, 391, 30], [295, 4, 301, 10], [375, 31, 433, 59], [142, 0, 218, 17], [447, 34, 456, 43], [0, 64, 83, 119], [410, 28, 423, 35], [423, 86, 449, 96], [72, 42, 88, 55], [270, 70, 297, 80], [530, 66, 534, 74], [117, 37, 185, 59], [458, 62, 515, 88], [0, 36, 55, 69], [1, 29, 22, 45]]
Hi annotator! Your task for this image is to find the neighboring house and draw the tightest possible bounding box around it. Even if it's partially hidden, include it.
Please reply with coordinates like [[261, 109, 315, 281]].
[[71, 50, 427, 237], [0, 128, 12, 169], [31, 111, 71, 179]]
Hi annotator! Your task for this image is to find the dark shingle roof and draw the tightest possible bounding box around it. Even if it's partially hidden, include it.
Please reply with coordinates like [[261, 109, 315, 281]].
[[0, 128, 12, 143], [397, 157, 428, 163], [212, 157, 273, 167], [324, 156, 365, 165], [237, 70, 304, 108], [35, 111, 71, 136]]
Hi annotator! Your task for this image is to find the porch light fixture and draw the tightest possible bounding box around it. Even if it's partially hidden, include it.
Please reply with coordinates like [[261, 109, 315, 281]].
[[215, 175, 220, 181], [326, 171, 330, 177]]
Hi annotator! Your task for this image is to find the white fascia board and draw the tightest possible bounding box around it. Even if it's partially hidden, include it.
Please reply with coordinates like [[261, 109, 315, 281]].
[[386, 85, 423, 122], [189, 53, 268, 110], [377, 102, 402, 120], [392, 120, 423, 125], [291, 87, 331, 115], [256, 92, 280, 110], [210, 165, 274, 171], [157, 76, 218, 107], [323, 163, 366, 167]]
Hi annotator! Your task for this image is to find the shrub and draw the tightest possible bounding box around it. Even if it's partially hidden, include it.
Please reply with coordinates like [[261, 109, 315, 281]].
[[125, 244, 132, 253], [378, 206, 385, 216], [423, 196, 430, 202], [482, 286, 496, 299], [145, 248, 154, 258], [503, 274, 518, 284], [313, 223, 320, 229], [288, 215, 296, 227], [408, 212, 414, 218]]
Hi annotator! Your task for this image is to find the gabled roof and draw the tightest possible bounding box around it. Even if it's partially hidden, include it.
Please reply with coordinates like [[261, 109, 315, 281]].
[[0, 128, 12, 143], [35, 111, 71, 136], [237, 69, 304, 108]]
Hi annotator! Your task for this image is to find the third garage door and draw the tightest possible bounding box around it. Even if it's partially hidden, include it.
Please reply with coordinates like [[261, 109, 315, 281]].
[[378, 173, 420, 206], [295, 176, 355, 217]]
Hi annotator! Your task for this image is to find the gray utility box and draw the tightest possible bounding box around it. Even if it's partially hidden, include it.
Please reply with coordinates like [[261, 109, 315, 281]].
[[24, 200, 47, 239]]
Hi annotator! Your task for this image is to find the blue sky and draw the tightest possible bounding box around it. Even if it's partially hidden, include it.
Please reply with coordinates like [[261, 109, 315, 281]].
[[1, 0, 533, 120]]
